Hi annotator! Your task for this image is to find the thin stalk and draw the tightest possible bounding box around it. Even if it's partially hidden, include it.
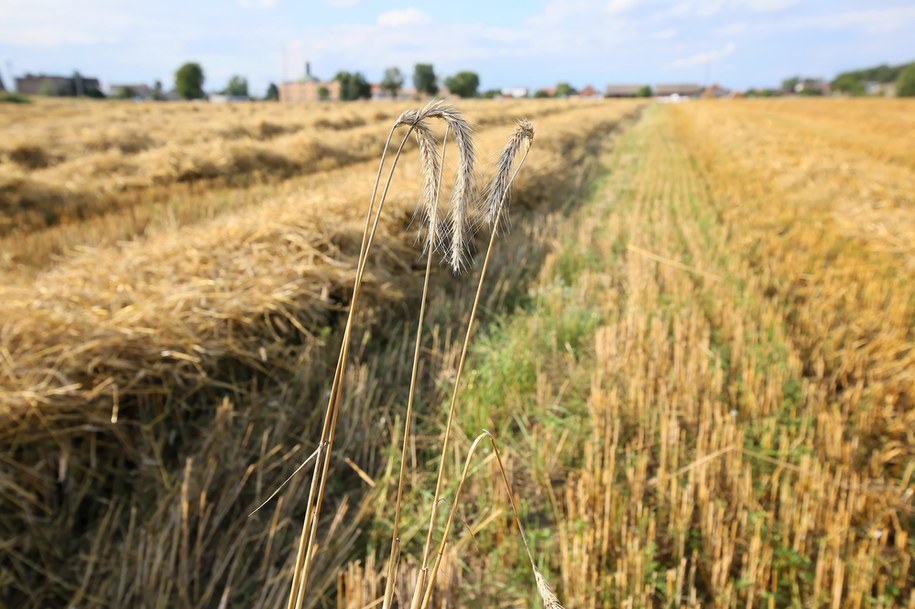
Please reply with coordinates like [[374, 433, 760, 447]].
[[411, 144, 532, 609], [288, 122, 418, 609], [419, 431, 553, 609], [382, 127, 450, 609], [418, 432, 492, 609]]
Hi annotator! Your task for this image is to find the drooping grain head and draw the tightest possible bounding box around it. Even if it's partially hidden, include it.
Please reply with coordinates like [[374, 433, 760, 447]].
[[400, 100, 477, 273], [411, 121, 444, 255], [485, 119, 535, 232], [534, 569, 565, 609]]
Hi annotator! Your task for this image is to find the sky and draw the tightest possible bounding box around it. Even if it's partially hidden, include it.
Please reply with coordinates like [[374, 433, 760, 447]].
[[0, 0, 913, 96]]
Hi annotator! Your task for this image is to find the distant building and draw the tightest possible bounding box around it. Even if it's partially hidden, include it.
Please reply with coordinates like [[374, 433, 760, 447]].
[[371, 83, 417, 100], [501, 87, 529, 98], [604, 85, 642, 98], [107, 83, 152, 99], [702, 83, 731, 98], [16, 73, 101, 96], [280, 61, 341, 102], [576, 85, 601, 98], [793, 80, 830, 95], [281, 79, 341, 102], [209, 94, 251, 103], [866, 81, 896, 97], [655, 83, 703, 98]]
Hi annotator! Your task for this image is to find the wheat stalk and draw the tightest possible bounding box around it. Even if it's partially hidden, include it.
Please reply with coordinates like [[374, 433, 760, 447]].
[[288, 110, 429, 609], [411, 119, 534, 609], [381, 125, 450, 609], [290, 104, 476, 609], [417, 431, 564, 609]]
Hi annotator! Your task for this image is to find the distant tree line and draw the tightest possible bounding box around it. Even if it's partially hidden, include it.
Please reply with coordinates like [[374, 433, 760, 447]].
[[829, 61, 915, 97]]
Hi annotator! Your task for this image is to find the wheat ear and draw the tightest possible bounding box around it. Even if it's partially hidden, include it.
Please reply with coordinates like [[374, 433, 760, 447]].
[[411, 120, 534, 609]]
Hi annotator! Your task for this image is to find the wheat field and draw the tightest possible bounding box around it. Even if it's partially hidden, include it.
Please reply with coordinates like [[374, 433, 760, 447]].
[[1, 97, 912, 608]]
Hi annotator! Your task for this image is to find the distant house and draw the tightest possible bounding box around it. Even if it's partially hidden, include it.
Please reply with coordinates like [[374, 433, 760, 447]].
[[280, 62, 341, 102], [281, 79, 341, 102], [209, 94, 251, 104], [655, 83, 703, 98], [866, 81, 896, 97], [501, 87, 529, 99], [16, 73, 101, 96], [702, 83, 731, 98], [793, 80, 830, 95], [371, 84, 418, 100], [107, 83, 152, 99], [604, 85, 642, 98], [576, 85, 601, 99]]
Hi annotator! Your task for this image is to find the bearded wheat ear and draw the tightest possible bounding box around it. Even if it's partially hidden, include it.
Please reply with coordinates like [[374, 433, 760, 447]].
[[287, 109, 447, 609], [534, 570, 565, 609], [412, 120, 535, 609], [405, 100, 477, 273], [485, 118, 535, 232], [411, 121, 444, 254]]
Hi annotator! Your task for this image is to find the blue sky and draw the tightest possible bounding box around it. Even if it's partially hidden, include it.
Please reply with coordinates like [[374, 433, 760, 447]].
[[0, 0, 913, 96]]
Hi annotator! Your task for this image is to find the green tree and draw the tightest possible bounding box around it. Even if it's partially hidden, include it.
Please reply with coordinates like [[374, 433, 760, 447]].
[[831, 74, 865, 96], [381, 67, 404, 98], [265, 83, 279, 101], [152, 80, 163, 101], [224, 75, 249, 97], [175, 62, 205, 99], [897, 63, 915, 97], [638, 85, 653, 97], [444, 71, 480, 98], [413, 63, 438, 96], [781, 76, 800, 93], [554, 82, 576, 97], [533, 88, 551, 98], [317, 85, 330, 101], [115, 86, 135, 99], [335, 71, 371, 101], [481, 89, 501, 99]]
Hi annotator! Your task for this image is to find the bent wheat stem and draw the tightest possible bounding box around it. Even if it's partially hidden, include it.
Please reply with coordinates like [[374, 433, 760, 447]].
[[288, 114, 423, 609], [382, 126, 450, 609], [411, 121, 533, 609]]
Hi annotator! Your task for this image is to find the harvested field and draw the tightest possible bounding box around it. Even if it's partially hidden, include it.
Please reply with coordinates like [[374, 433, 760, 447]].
[[1, 97, 912, 609]]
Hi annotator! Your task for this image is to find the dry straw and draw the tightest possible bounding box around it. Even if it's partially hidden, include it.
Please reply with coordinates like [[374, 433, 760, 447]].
[[415, 431, 564, 609], [411, 118, 535, 609], [288, 101, 478, 609]]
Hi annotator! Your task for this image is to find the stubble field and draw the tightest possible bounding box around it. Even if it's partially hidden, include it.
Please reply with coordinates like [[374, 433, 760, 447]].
[[0, 96, 912, 608]]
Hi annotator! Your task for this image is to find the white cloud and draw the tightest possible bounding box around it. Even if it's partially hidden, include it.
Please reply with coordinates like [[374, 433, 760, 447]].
[[672, 41, 736, 67], [376, 7, 431, 27], [789, 6, 915, 33], [238, 0, 278, 8], [606, 0, 639, 16], [739, 0, 798, 12], [651, 28, 677, 39], [717, 22, 747, 35]]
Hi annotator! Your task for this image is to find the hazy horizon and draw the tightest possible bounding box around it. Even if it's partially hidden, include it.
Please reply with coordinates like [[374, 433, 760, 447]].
[[1, 0, 913, 96]]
